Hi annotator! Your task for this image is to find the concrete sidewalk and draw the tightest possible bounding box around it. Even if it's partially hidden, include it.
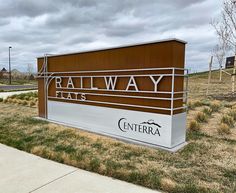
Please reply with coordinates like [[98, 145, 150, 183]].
[[0, 144, 160, 193], [0, 90, 37, 99]]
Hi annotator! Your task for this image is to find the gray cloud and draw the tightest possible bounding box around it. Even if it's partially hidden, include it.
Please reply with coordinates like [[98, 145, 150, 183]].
[[0, 0, 222, 72]]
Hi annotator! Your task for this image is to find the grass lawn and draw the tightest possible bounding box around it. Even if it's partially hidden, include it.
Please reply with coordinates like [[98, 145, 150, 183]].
[[0, 79, 37, 86], [0, 70, 236, 193]]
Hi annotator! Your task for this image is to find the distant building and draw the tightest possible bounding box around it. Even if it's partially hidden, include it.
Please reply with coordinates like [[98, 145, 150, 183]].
[[0, 67, 9, 78], [1, 67, 7, 73], [225, 56, 235, 68]]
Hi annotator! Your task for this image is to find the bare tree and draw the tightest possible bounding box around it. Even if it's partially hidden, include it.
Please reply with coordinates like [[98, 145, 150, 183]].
[[27, 63, 33, 80], [212, 44, 227, 81], [212, 0, 236, 50], [211, 0, 236, 91]]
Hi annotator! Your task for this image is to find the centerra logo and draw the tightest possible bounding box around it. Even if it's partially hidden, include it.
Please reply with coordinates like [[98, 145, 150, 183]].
[[118, 118, 161, 136]]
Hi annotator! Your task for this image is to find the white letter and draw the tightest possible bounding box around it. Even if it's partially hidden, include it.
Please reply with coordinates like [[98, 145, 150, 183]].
[[91, 77, 98, 90], [67, 92, 72, 99], [81, 93, 86, 101], [80, 77, 83, 88], [126, 76, 139, 91], [149, 75, 163, 92], [61, 91, 65, 99], [55, 77, 62, 88], [74, 93, 79, 100], [56, 91, 61, 98], [104, 76, 117, 90], [67, 77, 74, 88]]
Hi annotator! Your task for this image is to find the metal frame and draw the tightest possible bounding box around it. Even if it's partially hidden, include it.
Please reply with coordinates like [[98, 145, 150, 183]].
[[37, 56, 188, 118]]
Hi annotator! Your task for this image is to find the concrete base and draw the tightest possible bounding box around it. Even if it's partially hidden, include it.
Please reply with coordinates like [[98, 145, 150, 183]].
[[35, 116, 187, 152]]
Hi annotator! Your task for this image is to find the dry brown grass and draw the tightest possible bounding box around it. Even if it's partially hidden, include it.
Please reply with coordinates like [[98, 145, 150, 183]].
[[195, 112, 208, 123], [1, 92, 38, 108], [227, 109, 236, 121], [188, 69, 233, 99], [202, 106, 212, 116], [188, 120, 200, 131], [1, 70, 236, 193], [160, 178, 176, 192], [210, 101, 221, 112], [0, 103, 236, 193], [221, 115, 234, 128], [217, 123, 231, 135]]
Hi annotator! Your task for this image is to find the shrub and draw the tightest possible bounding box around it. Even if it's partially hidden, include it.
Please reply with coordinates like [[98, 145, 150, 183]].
[[10, 94, 17, 99], [160, 178, 176, 192], [21, 100, 28, 106], [221, 115, 234, 127], [187, 101, 195, 110], [188, 120, 200, 131], [1, 92, 38, 106], [10, 92, 38, 101], [11, 99, 18, 104], [193, 100, 203, 107], [6, 98, 13, 103], [217, 123, 231, 135], [232, 104, 236, 110], [202, 107, 212, 116], [224, 102, 232, 108], [201, 100, 211, 106], [16, 99, 22, 105], [195, 112, 207, 123], [24, 96, 30, 100], [0, 98, 3, 102], [227, 110, 236, 121], [29, 101, 35, 107], [210, 101, 221, 112], [89, 158, 101, 171]]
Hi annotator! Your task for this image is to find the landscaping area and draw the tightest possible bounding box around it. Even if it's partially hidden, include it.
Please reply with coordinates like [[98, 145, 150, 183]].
[[0, 70, 236, 193], [0, 79, 37, 85]]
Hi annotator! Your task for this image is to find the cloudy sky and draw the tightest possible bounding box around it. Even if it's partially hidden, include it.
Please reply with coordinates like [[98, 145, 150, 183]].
[[0, 0, 222, 73]]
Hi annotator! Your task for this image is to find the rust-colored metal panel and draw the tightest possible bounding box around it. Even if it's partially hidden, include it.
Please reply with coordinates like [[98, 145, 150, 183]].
[[37, 39, 186, 117]]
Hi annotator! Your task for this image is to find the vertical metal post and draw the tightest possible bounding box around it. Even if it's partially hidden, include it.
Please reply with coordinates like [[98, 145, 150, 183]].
[[185, 69, 189, 109], [233, 52, 236, 93], [219, 64, 222, 82], [43, 54, 48, 119], [171, 68, 175, 116], [206, 56, 213, 95], [8, 46, 12, 85]]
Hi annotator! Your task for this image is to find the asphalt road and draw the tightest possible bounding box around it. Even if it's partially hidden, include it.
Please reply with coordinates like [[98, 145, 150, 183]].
[[0, 85, 37, 91]]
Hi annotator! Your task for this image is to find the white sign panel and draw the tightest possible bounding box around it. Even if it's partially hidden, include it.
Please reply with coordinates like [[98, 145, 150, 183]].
[[47, 100, 187, 151]]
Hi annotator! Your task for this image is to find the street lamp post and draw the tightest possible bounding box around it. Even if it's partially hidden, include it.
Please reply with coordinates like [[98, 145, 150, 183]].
[[9, 46, 12, 85]]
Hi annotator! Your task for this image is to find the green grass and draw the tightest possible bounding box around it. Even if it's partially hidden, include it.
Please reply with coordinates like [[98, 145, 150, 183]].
[[89, 157, 101, 171], [10, 92, 38, 100], [0, 79, 37, 85]]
